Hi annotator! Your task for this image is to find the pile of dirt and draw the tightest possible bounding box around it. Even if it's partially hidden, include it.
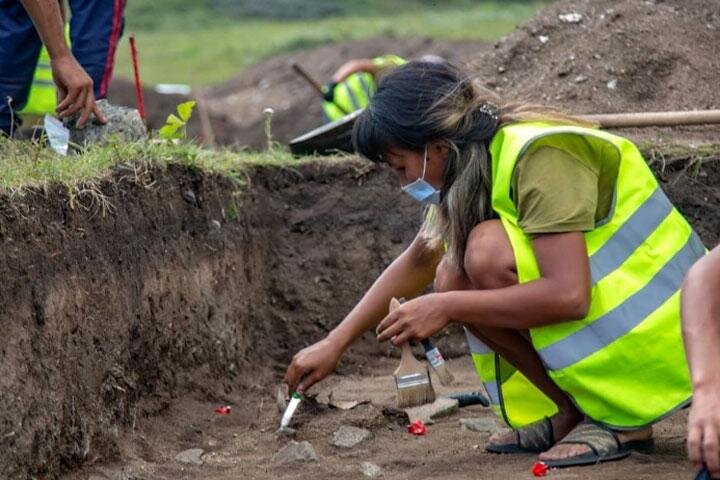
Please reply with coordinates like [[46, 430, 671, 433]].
[[470, 0, 720, 143], [109, 0, 720, 149]]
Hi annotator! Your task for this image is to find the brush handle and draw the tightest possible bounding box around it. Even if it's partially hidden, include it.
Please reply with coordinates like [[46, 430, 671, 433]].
[[446, 391, 490, 408], [421, 339, 446, 369], [399, 342, 418, 364], [390, 297, 423, 366]]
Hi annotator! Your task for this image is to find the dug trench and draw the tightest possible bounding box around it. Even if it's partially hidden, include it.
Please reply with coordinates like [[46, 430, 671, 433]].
[[1, 151, 719, 479]]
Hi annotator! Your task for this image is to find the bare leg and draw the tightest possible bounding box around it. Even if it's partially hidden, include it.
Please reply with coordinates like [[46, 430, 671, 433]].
[[439, 220, 652, 460], [435, 220, 582, 448]]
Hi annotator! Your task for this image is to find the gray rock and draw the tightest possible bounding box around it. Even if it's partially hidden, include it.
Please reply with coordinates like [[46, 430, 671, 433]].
[[558, 12, 583, 23], [66, 99, 147, 147], [405, 397, 459, 424], [175, 448, 204, 465], [459, 417, 498, 433], [272, 440, 318, 465], [332, 426, 373, 448], [360, 462, 383, 478]]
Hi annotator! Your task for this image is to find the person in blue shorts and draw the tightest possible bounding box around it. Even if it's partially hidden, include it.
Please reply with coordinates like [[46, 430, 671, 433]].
[[0, 0, 127, 136]]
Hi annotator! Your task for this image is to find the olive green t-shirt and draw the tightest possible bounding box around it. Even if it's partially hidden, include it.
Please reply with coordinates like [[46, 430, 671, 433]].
[[511, 145, 619, 235]]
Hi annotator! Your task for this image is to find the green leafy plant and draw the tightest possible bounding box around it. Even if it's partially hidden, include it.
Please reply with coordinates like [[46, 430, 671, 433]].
[[159, 100, 196, 140]]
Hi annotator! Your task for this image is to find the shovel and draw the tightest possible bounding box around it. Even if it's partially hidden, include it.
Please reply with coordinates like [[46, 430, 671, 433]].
[[289, 108, 720, 156]]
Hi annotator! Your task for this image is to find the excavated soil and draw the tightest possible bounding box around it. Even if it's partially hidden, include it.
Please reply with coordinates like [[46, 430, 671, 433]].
[[4, 0, 720, 478], [0, 153, 717, 480]]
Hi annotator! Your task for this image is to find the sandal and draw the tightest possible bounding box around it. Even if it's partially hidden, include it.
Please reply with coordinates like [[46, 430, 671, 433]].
[[486, 416, 555, 454], [543, 422, 654, 468]]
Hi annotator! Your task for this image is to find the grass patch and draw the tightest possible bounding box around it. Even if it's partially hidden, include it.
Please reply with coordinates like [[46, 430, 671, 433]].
[[116, 2, 546, 86], [0, 136, 339, 195]]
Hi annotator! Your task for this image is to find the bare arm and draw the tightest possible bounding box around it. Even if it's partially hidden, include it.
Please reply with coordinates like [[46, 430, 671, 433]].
[[20, 0, 69, 58], [284, 232, 443, 393], [682, 246, 720, 476], [377, 232, 591, 343], [332, 59, 379, 83], [20, 0, 105, 127]]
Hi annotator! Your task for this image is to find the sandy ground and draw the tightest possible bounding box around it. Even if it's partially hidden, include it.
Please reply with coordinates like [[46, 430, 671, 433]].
[[63, 355, 696, 480]]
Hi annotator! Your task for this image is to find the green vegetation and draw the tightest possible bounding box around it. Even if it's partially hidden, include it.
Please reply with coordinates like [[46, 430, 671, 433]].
[[0, 135, 337, 194], [116, 2, 547, 86]]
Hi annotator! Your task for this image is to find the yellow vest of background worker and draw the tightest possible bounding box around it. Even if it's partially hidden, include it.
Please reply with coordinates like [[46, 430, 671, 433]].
[[322, 55, 406, 122], [20, 24, 71, 116], [467, 122, 705, 429]]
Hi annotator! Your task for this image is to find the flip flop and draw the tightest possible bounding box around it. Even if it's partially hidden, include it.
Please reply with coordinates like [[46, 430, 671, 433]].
[[543, 422, 654, 468], [486, 416, 555, 454]]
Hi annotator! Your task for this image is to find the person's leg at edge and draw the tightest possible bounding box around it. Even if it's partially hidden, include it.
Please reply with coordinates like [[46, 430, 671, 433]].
[[437, 220, 651, 460], [0, 0, 43, 136], [67, 0, 126, 100]]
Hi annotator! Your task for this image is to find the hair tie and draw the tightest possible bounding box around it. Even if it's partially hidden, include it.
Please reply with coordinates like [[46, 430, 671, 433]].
[[478, 102, 499, 124]]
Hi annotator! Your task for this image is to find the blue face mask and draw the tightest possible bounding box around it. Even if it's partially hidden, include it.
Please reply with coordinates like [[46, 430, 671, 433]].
[[401, 146, 441, 204]]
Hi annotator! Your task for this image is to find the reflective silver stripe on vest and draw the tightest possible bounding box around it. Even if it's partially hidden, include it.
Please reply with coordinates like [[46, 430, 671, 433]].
[[484, 381, 501, 405], [589, 188, 673, 284], [356, 74, 373, 104], [465, 329, 499, 404], [32, 80, 55, 87], [540, 232, 706, 371], [342, 82, 362, 111], [465, 327, 492, 354]]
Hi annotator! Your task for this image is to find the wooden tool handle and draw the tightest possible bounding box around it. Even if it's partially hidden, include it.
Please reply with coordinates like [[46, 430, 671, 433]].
[[291, 62, 325, 97], [389, 298, 417, 363], [580, 110, 720, 128]]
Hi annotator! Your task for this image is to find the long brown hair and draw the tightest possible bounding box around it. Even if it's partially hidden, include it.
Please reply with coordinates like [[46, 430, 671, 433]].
[[354, 61, 594, 271]]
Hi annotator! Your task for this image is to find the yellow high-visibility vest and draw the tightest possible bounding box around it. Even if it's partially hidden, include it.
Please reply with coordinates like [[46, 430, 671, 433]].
[[467, 122, 705, 429], [322, 55, 406, 122]]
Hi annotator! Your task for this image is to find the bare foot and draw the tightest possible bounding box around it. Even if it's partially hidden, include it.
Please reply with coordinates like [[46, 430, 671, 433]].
[[538, 426, 653, 461], [488, 409, 583, 448]]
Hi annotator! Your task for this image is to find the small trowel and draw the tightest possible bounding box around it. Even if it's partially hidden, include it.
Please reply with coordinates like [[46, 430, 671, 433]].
[[276, 391, 304, 435]]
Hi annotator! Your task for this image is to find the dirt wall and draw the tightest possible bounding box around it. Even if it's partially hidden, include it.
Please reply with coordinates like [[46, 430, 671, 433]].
[[0, 160, 422, 479]]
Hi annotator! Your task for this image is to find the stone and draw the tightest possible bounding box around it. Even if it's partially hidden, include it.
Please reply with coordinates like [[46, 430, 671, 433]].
[[66, 99, 147, 147], [272, 440, 318, 465], [360, 462, 383, 478], [175, 448, 204, 465], [405, 397, 459, 424], [331, 426, 373, 448], [459, 417, 498, 433], [558, 12, 583, 24]]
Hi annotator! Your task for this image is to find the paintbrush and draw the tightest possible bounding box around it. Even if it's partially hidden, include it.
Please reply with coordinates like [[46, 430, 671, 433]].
[[421, 338, 455, 386], [395, 297, 455, 386], [390, 297, 436, 408]]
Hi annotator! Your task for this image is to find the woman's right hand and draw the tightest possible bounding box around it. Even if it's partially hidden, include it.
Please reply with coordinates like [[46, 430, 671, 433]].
[[284, 337, 344, 394]]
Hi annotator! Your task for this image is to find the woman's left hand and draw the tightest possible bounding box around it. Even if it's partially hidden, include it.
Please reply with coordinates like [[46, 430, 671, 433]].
[[376, 294, 450, 345]]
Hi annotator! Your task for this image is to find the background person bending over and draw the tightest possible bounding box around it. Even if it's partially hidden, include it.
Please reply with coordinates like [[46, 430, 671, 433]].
[[321, 54, 406, 122], [285, 60, 706, 469], [683, 245, 720, 479], [0, 0, 126, 136]]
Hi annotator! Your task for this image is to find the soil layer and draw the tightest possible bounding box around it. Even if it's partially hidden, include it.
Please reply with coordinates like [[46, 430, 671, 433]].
[[1, 151, 718, 479]]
